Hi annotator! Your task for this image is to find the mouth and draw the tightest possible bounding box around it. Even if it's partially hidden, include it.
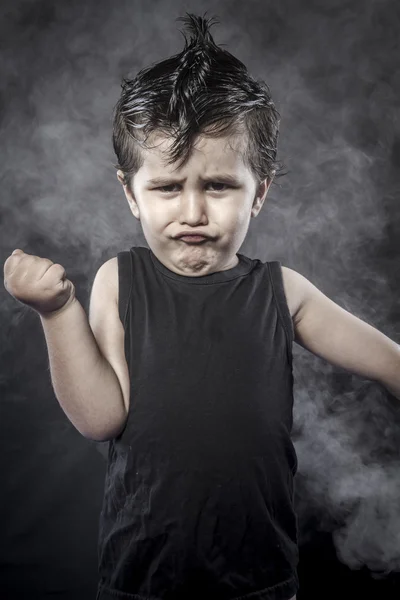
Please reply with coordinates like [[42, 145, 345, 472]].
[[177, 236, 209, 243]]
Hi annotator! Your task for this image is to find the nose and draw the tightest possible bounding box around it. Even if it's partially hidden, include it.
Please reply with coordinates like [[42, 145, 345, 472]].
[[179, 190, 208, 225]]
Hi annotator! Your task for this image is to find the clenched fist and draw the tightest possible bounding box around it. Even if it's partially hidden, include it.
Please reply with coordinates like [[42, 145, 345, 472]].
[[3, 249, 76, 316]]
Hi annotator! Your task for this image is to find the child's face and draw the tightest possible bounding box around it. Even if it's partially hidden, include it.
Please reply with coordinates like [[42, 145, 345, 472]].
[[117, 131, 272, 277]]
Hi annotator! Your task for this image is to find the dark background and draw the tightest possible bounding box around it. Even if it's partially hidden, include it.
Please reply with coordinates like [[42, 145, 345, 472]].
[[1, 0, 400, 598]]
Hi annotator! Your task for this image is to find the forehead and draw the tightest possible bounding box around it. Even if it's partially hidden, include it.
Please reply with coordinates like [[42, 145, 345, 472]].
[[138, 131, 248, 176]]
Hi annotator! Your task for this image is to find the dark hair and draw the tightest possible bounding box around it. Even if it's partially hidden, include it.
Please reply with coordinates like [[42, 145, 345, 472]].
[[112, 12, 286, 191]]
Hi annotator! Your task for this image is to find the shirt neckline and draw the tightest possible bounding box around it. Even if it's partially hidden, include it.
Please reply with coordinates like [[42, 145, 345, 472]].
[[147, 247, 254, 284]]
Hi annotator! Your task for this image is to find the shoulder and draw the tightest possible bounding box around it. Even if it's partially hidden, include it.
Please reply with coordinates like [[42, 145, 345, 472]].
[[280, 265, 307, 324], [108, 257, 119, 302], [97, 255, 118, 274], [93, 257, 119, 304]]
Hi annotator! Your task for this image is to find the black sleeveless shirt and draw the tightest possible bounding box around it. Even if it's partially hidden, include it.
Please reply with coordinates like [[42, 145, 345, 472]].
[[96, 246, 299, 600]]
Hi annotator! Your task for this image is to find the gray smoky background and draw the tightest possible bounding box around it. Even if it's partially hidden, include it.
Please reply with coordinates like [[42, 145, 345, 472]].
[[1, 0, 400, 594]]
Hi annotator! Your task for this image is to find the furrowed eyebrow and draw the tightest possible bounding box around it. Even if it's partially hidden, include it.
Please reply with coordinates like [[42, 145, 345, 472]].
[[147, 174, 240, 186]]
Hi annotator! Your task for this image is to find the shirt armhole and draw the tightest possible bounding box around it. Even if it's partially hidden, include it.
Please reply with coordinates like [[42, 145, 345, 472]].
[[267, 261, 294, 364], [117, 250, 133, 328]]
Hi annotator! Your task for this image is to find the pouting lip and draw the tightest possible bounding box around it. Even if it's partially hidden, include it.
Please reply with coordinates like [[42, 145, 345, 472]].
[[178, 237, 209, 243], [174, 231, 211, 239]]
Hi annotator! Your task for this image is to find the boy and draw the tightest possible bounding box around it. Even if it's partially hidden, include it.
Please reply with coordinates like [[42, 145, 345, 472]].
[[4, 12, 400, 600]]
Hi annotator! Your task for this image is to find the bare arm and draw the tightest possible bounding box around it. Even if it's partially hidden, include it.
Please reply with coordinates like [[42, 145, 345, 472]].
[[39, 297, 127, 441], [287, 266, 400, 401]]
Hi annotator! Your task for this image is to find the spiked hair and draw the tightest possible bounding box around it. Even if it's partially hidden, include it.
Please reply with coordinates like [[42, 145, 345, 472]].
[[112, 12, 286, 191]]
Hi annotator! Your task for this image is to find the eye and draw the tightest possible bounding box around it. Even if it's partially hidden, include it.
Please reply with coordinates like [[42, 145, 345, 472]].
[[156, 182, 230, 193], [157, 184, 178, 193], [208, 182, 228, 191]]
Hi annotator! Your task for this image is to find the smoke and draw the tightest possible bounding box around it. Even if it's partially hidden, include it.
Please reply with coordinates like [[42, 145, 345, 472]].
[[1, 0, 400, 581]]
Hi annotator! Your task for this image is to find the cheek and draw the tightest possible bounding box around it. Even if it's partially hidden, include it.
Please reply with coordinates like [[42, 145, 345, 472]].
[[142, 203, 169, 227]]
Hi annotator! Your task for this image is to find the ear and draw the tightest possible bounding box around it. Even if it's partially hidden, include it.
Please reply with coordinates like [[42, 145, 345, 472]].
[[251, 175, 274, 217], [117, 170, 140, 220], [117, 170, 127, 186]]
